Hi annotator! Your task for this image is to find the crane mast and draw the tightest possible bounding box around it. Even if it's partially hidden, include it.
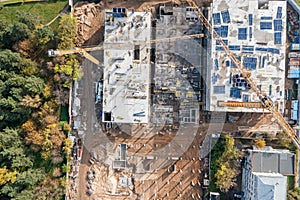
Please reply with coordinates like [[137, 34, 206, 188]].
[[185, 0, 300, 150]]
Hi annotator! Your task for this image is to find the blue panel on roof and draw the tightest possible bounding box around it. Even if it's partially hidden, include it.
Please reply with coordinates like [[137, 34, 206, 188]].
[[220, 25, 228, 37], [216, 46, 223, 51], [274, 20, 282, 31], [274, 32, 282, 44], [261, 56, 265, 68], [226, 60, 230, 67], [243, 57, 257, 70], [256, 47, 268, 52], [213, 13, 221, 25], [260, 16, 273, 20], [230, 88, 241, 98], [242, 46, 254, 51], [292, 110, 298, 120], [269, 85, 272, 96], [277, 7, 282, 19], [214, 27, 221, 36], [221, 10, 231, 23], [215, 59, 219, 70], [249, 27, 252, 39], [216, 39, 228, 45], [213, 86, 225, 94], [229, 45, 241, 51], [238, 28, 247, 40], [260, 22, 272, 30], [212, 73, 218, 84], [113, 8, 117, 12], [242, 51, 254, 54], [293, 100, 299, 110], [243, 94, 249, 102], [249, 14, 253, 26], [113, 13, 122, 17], [268, 48, 280, 54]]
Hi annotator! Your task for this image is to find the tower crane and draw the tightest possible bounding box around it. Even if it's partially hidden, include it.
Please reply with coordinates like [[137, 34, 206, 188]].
[[185, 0, 300, 150], [48, 33, 204, 66]]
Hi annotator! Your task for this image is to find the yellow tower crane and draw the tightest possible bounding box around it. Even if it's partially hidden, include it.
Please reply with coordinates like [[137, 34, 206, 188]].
[[48, 33, 204, 66], [185, 0, 300, 149]]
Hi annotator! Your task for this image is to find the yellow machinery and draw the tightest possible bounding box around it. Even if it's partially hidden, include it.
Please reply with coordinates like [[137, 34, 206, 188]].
[[49, 1, 300, 149], [185, 0, 300, 149], [48, 33, 204, 66], [217, 101, 264, 109]]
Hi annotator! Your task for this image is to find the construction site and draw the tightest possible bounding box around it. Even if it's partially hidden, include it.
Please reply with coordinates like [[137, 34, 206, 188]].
[[60, 0, 300, 199]]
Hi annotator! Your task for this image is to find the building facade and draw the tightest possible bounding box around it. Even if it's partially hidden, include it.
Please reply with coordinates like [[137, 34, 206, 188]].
[[242, 147, 295, 200]]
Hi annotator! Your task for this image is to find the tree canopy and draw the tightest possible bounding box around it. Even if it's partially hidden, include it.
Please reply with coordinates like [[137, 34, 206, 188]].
[[0, 10, 77, 200], [209, 134, 241, 193]]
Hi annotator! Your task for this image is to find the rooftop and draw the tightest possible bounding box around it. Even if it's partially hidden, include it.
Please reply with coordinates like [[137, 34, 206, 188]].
[[152, 6, 202, 125], [249, 146, 295, 175], [253, 172, 287, 200], [209, 0, 286, 113], [102, 9, 151, 123]]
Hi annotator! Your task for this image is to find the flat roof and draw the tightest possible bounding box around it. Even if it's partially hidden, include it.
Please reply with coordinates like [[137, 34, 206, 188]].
[[253, 172, 287, 200], [249, 147, 295, 175], [209, 0, 286, 113], [103, 10, 151, 123]]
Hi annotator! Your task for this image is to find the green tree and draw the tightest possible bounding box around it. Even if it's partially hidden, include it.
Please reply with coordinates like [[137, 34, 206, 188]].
[[32, 26, 54, 49], [16, 11, 40, 30], [254, 138, 266, 149], [24, 76, 45, 95], [57, 15, 77, 49], [0, 20, 8, 33], [209, 134, 241, 193], [215, 162, 238, 192], [0, 22, 30, 49], [0, 51, 45, 128]]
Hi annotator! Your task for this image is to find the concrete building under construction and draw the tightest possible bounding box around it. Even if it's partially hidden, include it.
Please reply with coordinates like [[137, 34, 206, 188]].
[[102, 9, 151, 123], [208, 0, 287, 113], [152, 6, 203, 125]]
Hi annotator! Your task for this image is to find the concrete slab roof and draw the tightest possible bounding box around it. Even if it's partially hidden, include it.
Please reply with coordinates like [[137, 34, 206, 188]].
[[103, 10, 151, 123], [209, 0, 286, 113]]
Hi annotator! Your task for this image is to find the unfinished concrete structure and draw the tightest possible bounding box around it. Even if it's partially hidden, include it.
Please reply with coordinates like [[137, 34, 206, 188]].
[[152, 6, 203, 125], [102, 8, 151, 123], [208, 0, 287, 113]]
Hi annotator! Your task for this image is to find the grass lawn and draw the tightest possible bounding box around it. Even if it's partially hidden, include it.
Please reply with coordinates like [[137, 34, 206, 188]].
[[60, 104, 69, 122], [288, 176, 295, 190], [295, 0, 300, 6], [0, 0, 68, 24]]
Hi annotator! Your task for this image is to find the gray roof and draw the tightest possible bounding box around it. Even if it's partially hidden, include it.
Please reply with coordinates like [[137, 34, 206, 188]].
[[254, 172, 287, 200], [251, 148, 295, 175]]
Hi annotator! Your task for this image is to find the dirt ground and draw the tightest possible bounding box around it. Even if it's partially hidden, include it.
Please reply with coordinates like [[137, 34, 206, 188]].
[[71, 0, 279, 200], [74, 0, 213, 45]]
